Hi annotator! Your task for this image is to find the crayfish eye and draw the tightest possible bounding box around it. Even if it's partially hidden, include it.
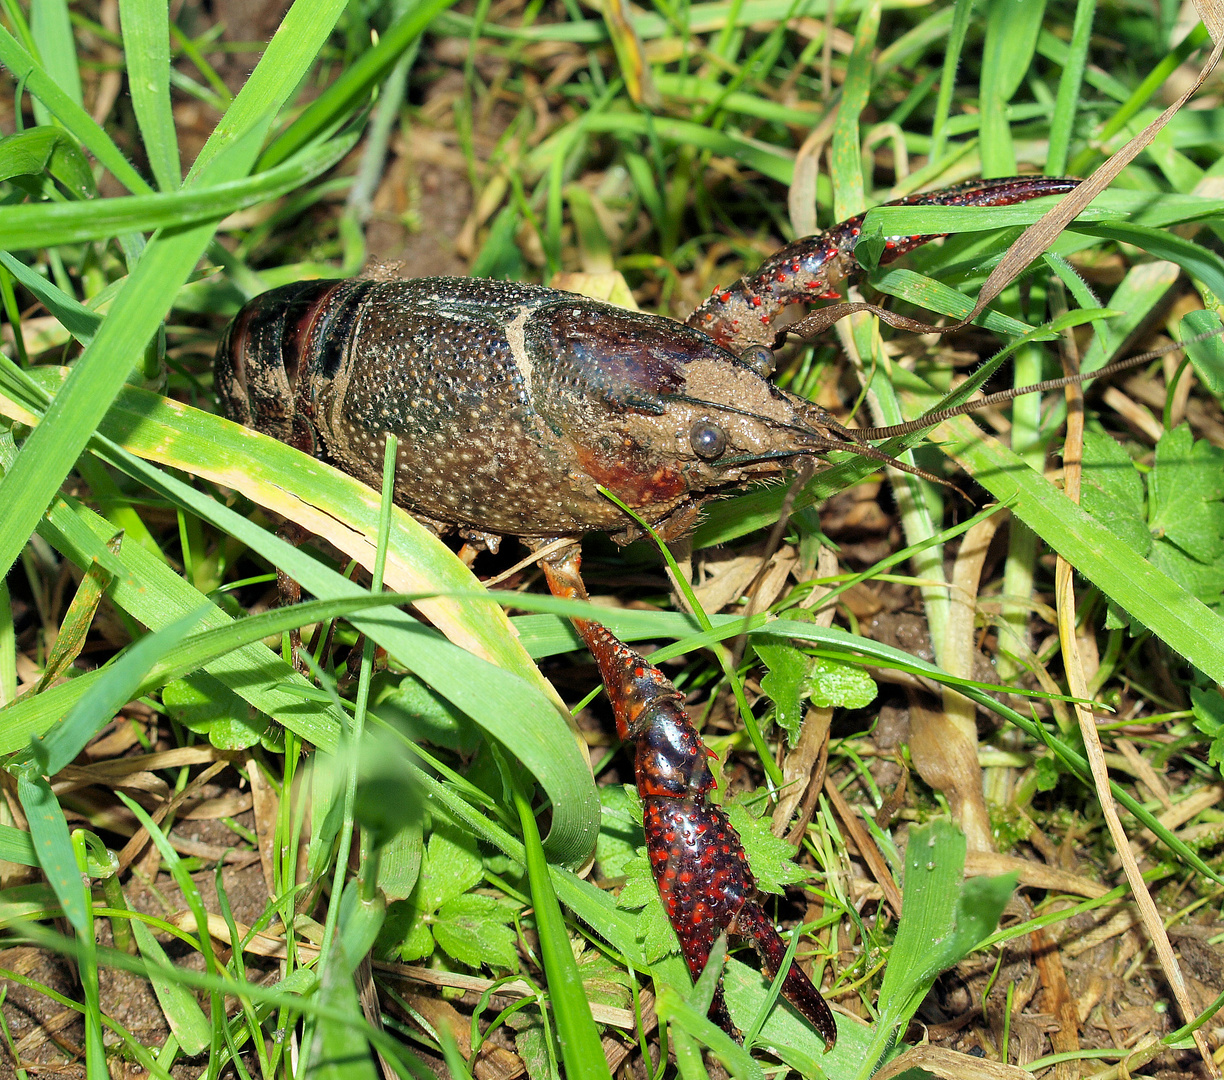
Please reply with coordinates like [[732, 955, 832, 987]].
[[689, 421, 727, 460], [739, 345, 775, 378]]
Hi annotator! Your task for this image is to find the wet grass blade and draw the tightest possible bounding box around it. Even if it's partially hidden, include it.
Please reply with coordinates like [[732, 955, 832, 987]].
[[118, 0, 180, 190]]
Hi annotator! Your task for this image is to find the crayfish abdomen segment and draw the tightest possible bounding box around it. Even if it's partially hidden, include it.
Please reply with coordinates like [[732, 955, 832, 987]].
[[215, 278, 374, 452]]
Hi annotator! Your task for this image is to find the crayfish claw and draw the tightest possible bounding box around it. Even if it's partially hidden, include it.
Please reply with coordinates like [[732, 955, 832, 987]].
[[736, 901, 838, 1050]]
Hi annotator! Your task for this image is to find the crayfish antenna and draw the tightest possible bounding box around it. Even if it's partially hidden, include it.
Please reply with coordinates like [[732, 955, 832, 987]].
[[736, 901, 838, 1051]]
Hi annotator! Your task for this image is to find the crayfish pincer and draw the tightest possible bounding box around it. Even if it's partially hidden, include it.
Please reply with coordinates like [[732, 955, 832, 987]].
[[215, 174, 1081, 1049]]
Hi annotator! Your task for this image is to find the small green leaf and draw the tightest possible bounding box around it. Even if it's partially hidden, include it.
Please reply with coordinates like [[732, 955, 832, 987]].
[[1192, 688, 1224, 769], [434, 893, 520, 970], [387, 898, 435, 963], [595, 784, 642, 882], [575, 946, 633, 1008], [756, 639, 809, 743], [1034, 756, 1061, 792], [1080, 428, 1151, 556], [47, 137, 96, 199], [616, 851, 680, 962], [804, 656, 877, 710], [854, 221, 886, 271], [419, 821, 483, 912], [1182, 310, 1224, 395], [373, 672, 480, 753], [874, 820, 1014, 1050], [162, 670, 269, 751], [1149, 426, 1224, 563], [726, 799, 809, 894]]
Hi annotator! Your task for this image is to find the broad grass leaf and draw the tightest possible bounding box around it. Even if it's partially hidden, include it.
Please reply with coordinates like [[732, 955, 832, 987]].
[[16, 772, 86, 931], [130, 916, 211, 1055], [876, 821, 1014, 1034], [305, 938, 379, 1080]]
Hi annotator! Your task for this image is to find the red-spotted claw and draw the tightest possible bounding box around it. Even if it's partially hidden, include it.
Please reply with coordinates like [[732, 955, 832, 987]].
[[543, 548, 837, 1049], [687, 175, 1081, 352]]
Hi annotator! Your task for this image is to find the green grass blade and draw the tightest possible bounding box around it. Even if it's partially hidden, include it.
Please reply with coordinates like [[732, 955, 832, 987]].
[[305, 940, 380, 1080], [23, 605, 206, 775], [1078, 219, 1224, 299], [0, 252, 101, 343], [0, 130, 355, 249], [0, 595, 415, 756], [928, 0, 976, 163], [0, 25, 150, 194], [0, 822, 36, 866], [184, 0, 349, 183], [114, 793, 223, 1054], [512, 777, 611, 1080], [0, 218, 235, 583], [130, 918, 211, 1055], [978, 0, 1047, 176], [34, 486, 348, 750], [859, 820, 1013, 1078], [942, 415, 1224, 681], [15, 773, 87, 931], [1046, 0, 1096, 175], [0, 0, 353, 587], [118, 0, 182, 190], [861, 199, 1114, 236], [29, 0, 83, 121], [259, 0, 458, 170], [655, 987, 764, 1080], [830, 0, 879, 218]]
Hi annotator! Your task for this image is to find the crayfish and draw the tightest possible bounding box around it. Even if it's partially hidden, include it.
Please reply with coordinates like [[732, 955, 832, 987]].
[[216, 174, 1086, 1048]]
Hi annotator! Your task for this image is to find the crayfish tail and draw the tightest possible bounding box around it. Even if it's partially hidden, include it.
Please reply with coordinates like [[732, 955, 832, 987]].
[[736, 901, 838, 1051]]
